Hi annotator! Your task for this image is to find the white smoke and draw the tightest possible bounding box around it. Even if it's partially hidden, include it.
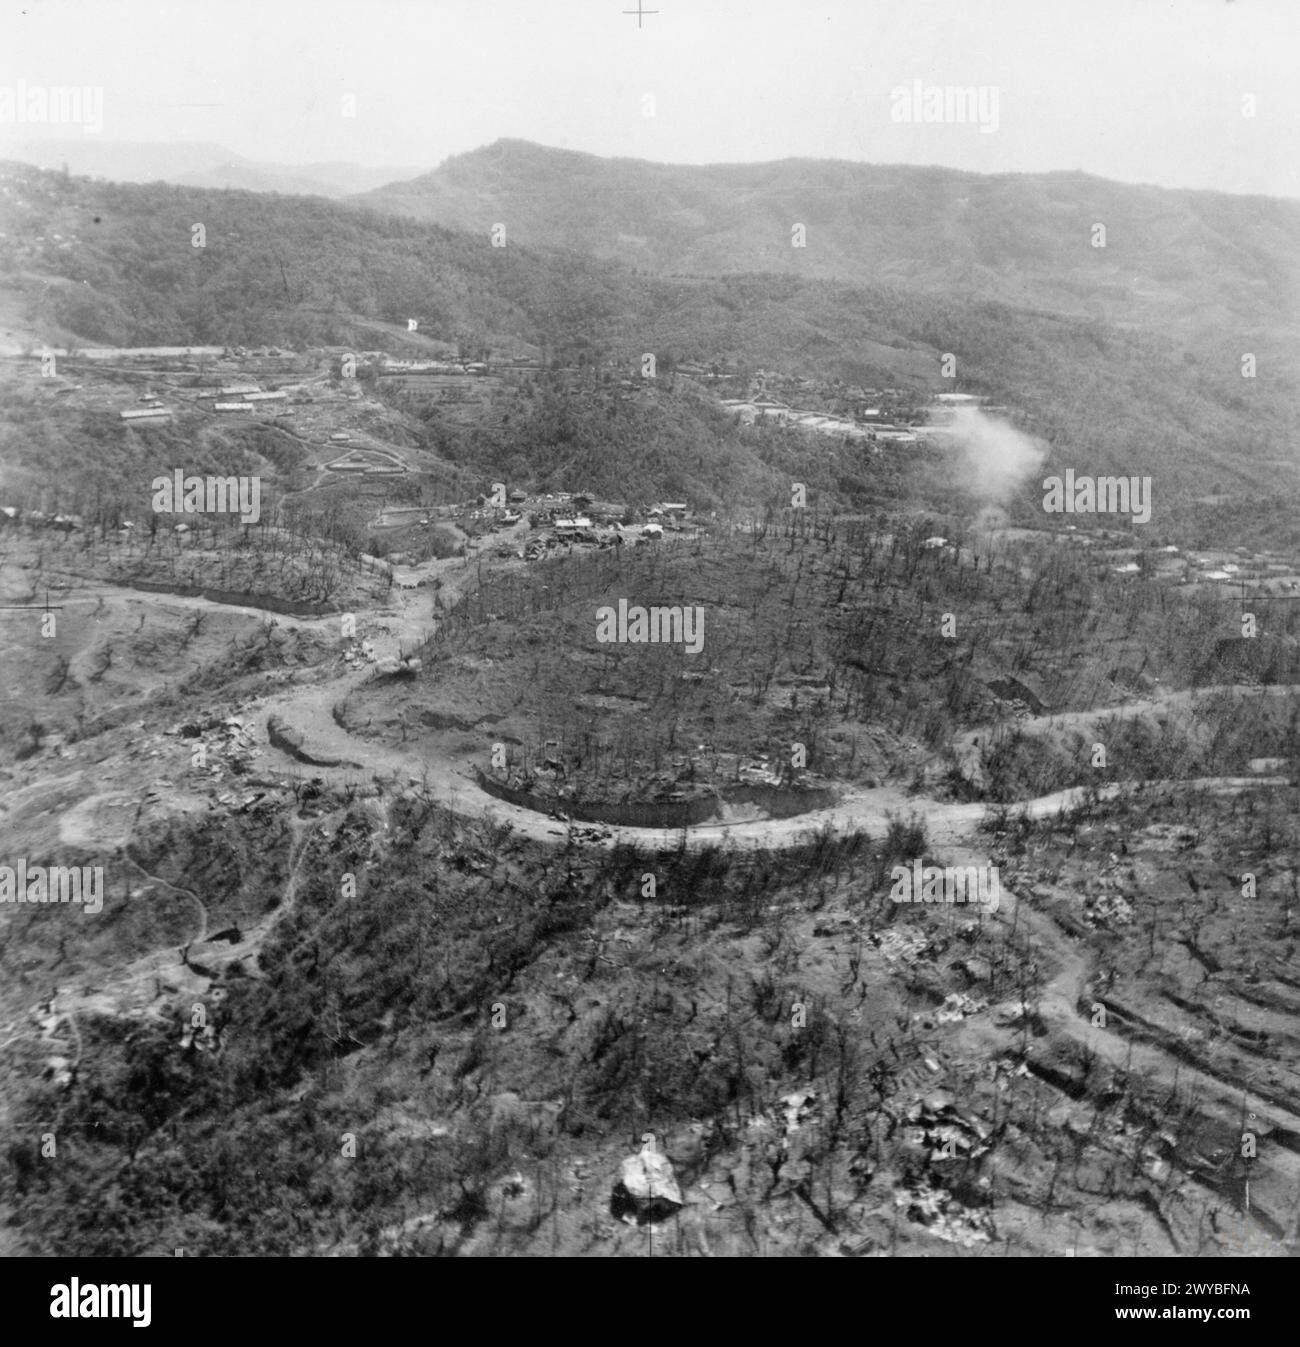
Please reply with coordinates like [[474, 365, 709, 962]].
[[938, 406, 1048, 502]]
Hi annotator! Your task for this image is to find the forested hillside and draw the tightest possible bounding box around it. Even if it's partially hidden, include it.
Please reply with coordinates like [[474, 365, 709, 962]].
[[3, 160, 1297, 518], [362, 139, 1300, 343]]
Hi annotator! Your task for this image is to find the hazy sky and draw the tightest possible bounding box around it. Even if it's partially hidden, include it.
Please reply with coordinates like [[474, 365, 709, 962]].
[[1, 0, 1297, 195]]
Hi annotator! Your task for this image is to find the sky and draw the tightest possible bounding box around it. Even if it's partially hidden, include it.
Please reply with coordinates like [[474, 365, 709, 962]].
[[1, 0, 1297, 196]]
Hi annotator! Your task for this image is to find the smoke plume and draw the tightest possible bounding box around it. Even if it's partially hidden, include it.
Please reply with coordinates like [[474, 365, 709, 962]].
[[938, 406, 1048, 502]]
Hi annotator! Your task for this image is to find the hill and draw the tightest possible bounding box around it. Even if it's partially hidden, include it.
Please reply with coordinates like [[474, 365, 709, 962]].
[[4, 508, 1299, 1257], [3, 161, 1299, 532], [361, 139, 1300, 343], [5, 139, 417, 198]]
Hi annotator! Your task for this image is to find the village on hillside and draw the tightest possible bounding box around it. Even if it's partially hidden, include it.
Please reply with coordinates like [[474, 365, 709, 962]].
[[7, 342, 1300, 599]]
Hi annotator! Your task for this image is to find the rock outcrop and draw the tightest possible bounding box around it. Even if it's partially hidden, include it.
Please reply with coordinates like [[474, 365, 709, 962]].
[[611, 1137, 684, 1224]]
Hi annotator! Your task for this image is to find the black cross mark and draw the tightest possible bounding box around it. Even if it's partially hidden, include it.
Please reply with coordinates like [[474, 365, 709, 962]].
[[622, 0, 659, 29]]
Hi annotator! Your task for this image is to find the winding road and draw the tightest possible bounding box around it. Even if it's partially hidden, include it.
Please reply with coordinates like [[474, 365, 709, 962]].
[[241, 606, 1300, 1246], [10, 550, 1299, 1250]]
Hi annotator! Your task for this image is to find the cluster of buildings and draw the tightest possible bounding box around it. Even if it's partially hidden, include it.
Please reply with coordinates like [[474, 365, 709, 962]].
[[464, 493, 693, 560], [211, 382, 290, 412], [712, 372, 980, 446], [117, 380, 296, 420], [120, 401, 171, 422], [375, 353, 545, 376], [719, 396, 920, 444], [378, 357, 488, 375], [716, 386, 1024, 449], [0, 505, 83, 531]]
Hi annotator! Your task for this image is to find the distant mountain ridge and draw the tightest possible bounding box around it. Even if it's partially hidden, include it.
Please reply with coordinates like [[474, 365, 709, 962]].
[[2, 139, 418, 198], [3, 159, 1298, 525], [359, 138, 1300, 342]]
